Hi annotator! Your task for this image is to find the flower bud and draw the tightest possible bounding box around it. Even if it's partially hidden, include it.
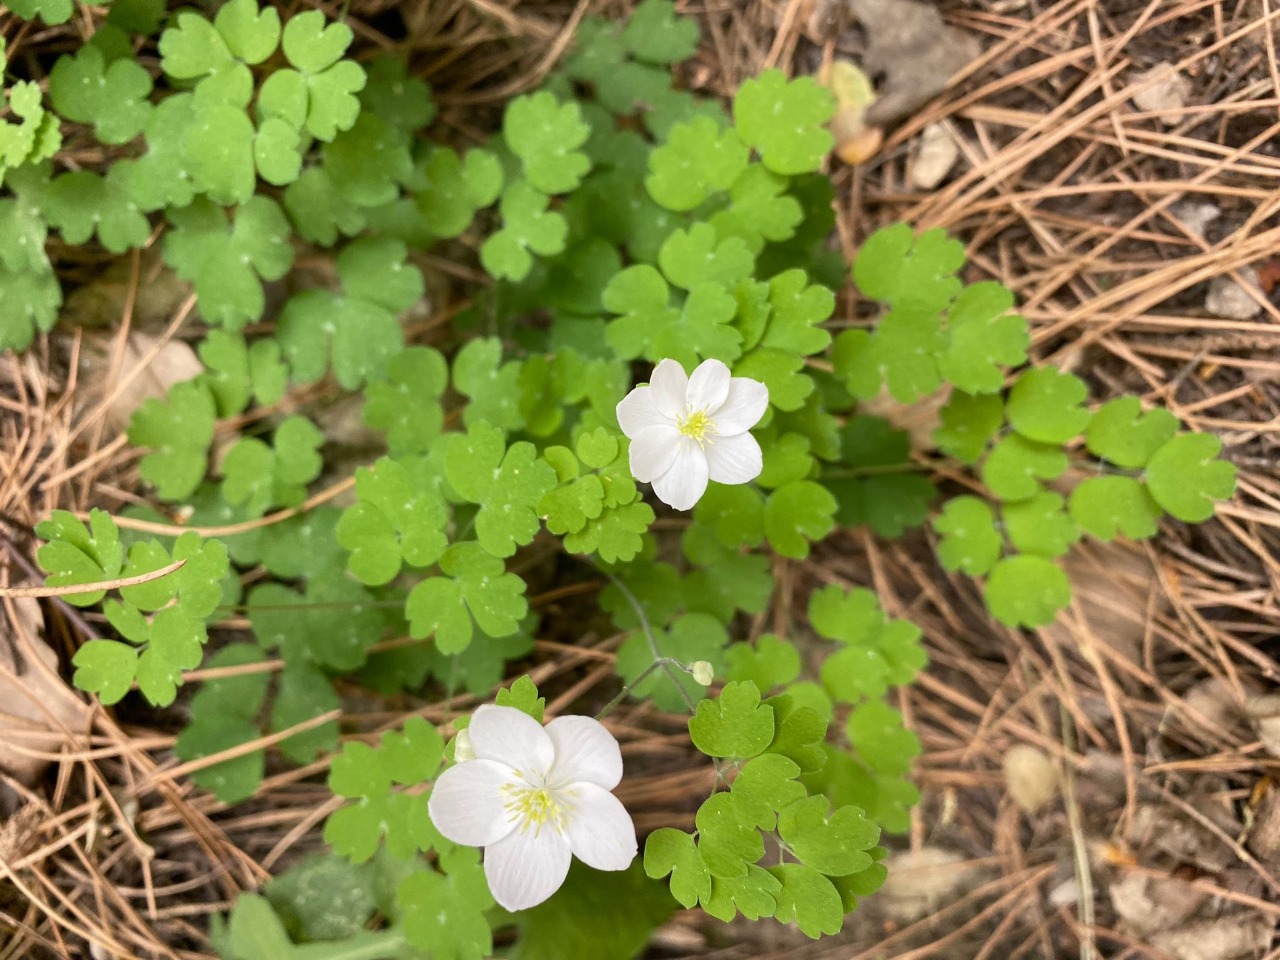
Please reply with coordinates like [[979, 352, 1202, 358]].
[[453, 727, 475, 762], [690, 660, 715, 686]]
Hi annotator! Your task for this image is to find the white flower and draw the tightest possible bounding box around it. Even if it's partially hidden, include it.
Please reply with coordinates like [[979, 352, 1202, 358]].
[[616, 358, 769, 511], [428, 705, 637, 911]]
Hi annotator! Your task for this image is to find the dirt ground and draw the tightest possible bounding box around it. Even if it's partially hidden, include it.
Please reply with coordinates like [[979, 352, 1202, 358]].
[[3, 0, 1280, 958]]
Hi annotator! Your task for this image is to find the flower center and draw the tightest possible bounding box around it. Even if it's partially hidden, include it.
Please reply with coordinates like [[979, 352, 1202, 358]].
[[502, 782, 567, 836], [677, 409, 714, 446]]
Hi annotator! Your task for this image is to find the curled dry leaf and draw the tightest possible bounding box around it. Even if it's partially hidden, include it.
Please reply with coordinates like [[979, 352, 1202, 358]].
[[0, 597, 93, 787], [1002, 743, 1058, 813]]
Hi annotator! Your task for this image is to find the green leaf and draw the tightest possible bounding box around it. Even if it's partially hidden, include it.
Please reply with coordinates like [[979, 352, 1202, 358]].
[[453, 337, 524, 432], [1006, 368, 1091, 444], [221, 416, 323, 517], [398, 850, 493, 959], [694, 484, 765, 549], [264, 854, 377, 943], [695, 791, 763, 878], [981, 434, 1067, 501], [646, 115, 747, 211], [689, 681, 775, 759], [175, 644, 268, 803], [481, 181, 568, 281], [277, 236, 419, 389], [725, 634, 800, 693], [710, 165, 803, 254], [416, 146, 503, 238], [363, 346, 448, 455], [933, 495, 1002, 576], [938, 281, 1029, 393], [1068, 475, 1161, 541], [765, 693, 828, 773], [405, 542, 528, 654], [272, 664, 340, 764], [337, 456, 450, 586], [658, 223, 754, 291], [763, 480, 837, 558], [767, 863, 844, 938], [935, 390, 1003, 463], [760, 268, 835, 355], [446, 422, 557, 558], [1085, 396, 1179, 468], [733, 70, 835, 175], [271, 10, 366, 140], [119, 531, 228, 618], [36, 509, 124, 608], [731, 753, 805, 831], [72, 640, 137, 704], [321, 113, 413, 207], [127, 379, 216, 501], [985, 555, 1070, 627], [703, 863, 780, 922], [495, 675, 545, 723], [133, 606, 207, 706], [853, 224, 965, 315], [249, 568, 386, 671], [778, 794, 877, 876], [163, 196, 294, 329], [563, 500, 655, 563], [49, 45, 152, 145], [6, 0, 72, 24], [621, 0, 699, 63], [847, 699, 921, 776], [504, 91, 591, 194], [644, 828, 711, 909], [45, 168, 149, 253], [1145, 433, 1236, 522], [1003, 490, 1080, 557]]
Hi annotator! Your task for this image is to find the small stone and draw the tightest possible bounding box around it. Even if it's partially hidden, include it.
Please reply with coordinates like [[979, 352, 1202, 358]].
[[1172, 201, 1221, 241], [911, 123, 959, 189], [1131, 63, 1191, 123], [1002, 743, 1059, 813], [1205, 269, 1262, 320]]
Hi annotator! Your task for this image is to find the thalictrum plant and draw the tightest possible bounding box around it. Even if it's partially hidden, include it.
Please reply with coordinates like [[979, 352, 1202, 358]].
[[8, 0, 1235, 956]]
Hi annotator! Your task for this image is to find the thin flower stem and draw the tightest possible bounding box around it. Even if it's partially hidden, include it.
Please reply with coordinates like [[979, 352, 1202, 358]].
[[602, 572, 698, 713], [595, 656, 689, 720]]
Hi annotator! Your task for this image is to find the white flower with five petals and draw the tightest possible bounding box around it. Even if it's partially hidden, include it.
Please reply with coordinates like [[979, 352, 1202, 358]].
[[428, 705, 637, 911], [616, 358, 769, 510]]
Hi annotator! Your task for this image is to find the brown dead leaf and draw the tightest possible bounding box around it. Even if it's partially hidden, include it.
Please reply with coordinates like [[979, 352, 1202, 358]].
[[1150, 914, 1272, 960], [1129, 63, 1192, 124], [1130, 804, 1237, 873], [847, 0, 981, 127], [0, 597, 94, 786]]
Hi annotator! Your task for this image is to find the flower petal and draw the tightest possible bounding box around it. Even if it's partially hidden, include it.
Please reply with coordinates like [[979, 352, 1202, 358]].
[[467, 705, 554, 775], [650, 442, 709, 511], [705, 432, 763, 485], [712, 378, 769, 435], [563, 782, 638, 872], [648, 359, 689, 419], [627, 424, 681, 483], [484, 823, 572, 911], [428, 759, 520, 847], [615, 385, 670, 439], [686, 359, 731, 413], [546, 716, 623, 789]]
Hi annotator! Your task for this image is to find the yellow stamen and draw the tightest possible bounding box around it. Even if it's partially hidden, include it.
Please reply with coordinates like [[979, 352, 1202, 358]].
[[678, 410, 714, 446], [502, 782, 566, 836]]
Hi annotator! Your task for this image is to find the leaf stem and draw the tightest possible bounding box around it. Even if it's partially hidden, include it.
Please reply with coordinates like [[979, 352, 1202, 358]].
[[601, 571, 698, 713]]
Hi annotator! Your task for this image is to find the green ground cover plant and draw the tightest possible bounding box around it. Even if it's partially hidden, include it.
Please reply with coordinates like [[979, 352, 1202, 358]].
[[3, 0, 1235, 956]]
